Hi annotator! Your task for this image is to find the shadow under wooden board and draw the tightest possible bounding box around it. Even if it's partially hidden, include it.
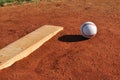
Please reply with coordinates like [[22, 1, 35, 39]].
[[0, 25, 63, 70]]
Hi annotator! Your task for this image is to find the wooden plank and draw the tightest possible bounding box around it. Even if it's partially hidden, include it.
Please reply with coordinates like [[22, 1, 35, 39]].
[[0, 25, 63, 70]]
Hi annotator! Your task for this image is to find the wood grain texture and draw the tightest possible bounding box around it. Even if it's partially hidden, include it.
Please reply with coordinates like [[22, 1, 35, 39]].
[[0, 25, 63, 70]]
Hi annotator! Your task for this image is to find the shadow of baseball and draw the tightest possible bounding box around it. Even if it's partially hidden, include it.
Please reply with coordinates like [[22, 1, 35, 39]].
[[58, 35, 89, 42]]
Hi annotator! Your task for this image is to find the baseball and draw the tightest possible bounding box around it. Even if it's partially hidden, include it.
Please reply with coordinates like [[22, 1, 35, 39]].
[[80, 21, 97, 38]]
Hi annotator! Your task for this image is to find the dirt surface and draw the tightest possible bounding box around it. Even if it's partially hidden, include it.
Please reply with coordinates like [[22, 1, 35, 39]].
[[0, 0, 120, 80]]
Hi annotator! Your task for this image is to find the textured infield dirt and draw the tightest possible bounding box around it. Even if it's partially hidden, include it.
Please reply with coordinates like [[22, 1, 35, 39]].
[[0, 0, 120, 80]]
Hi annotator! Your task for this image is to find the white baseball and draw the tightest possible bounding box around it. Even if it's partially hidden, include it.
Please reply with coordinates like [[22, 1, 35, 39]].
[[80, 22, 97, 38]]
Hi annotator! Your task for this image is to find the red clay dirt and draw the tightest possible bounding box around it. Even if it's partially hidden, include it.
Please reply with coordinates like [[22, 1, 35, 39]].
[[0, 0, 120, 80]]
